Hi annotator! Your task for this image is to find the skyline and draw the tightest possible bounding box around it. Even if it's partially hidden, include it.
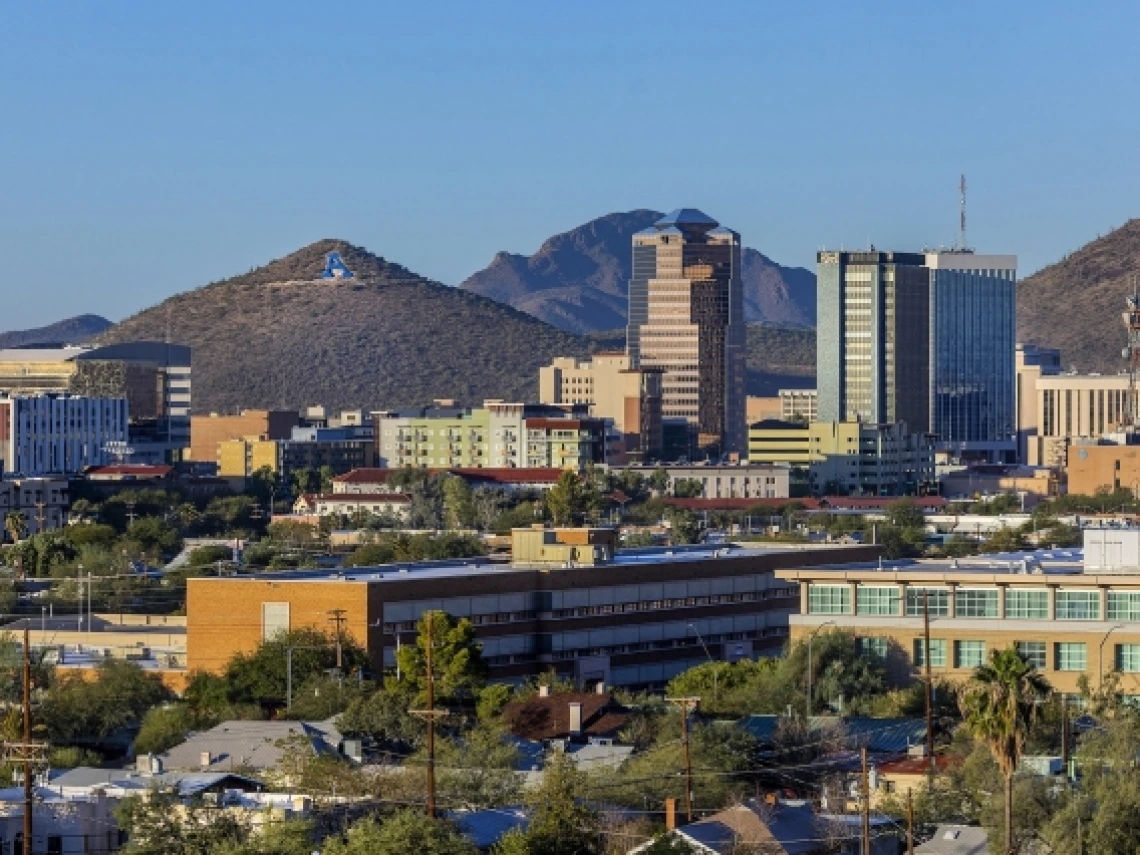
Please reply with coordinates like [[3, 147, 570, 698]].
[[3, 1, 1140, 329]]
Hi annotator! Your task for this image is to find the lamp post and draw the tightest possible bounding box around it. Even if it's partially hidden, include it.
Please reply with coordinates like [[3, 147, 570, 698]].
[[1099, 623, 1126, 689], [806, 620, 836, 719]]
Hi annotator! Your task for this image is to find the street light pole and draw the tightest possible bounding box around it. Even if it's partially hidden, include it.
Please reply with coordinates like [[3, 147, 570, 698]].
[[806, 620, 836, 719], [1099, 623, 1126, 689]]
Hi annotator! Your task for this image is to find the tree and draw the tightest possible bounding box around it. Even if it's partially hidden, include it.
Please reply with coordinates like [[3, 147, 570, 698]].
[[291, 467, 319, 498], [521, 751, 602, 855], [322, 812, 477, 855], [40, 660, 172, 746], [664, 507, 701, 545], [959, 646, 1051, 855], [442, 475, 476, 529], [672, 478, 704, 499], [885, 498, 926, 529], [4, 510, 26, 544], [393, 611, 488, 704], [127, 516, 184, 559], [224, 628, 367, 708], [134, 703, 197, 755], [339, 688, 422, 752], [546, 471, 586, 526], [649, 467, 671, 496], [435, 722, 522, 809]]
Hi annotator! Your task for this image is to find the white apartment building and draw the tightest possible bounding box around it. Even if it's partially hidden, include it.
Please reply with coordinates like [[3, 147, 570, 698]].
[[0, 394, 128, 476]]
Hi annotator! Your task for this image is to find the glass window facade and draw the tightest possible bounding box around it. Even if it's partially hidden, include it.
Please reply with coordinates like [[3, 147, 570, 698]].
[[1117, 644, 1140, 673], [955, 640, 986, 668], [1056, 591, 1100, 620], [1016, 641, 1047, 669], [913, 638, 947, 667], [1006, 589, 1049, 620], [808, 585, 851, 615], [858, 637, 888, 660], [956, 589, 999, 618], [1055, 642, 1087, 672], [857, 586, 900, 616], [1108, 591, 1140, 621], [905, 588, 949, 617], [929, 265, 1016, 445]]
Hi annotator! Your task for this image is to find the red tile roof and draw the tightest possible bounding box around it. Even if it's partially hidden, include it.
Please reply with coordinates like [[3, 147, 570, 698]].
[[877, 754, 961, 775]]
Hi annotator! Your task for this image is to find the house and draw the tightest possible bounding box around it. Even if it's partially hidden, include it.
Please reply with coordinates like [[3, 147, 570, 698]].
[[0, 786, 120, 855], [870, 753, 961, 807], [738, 716, 928, 757], [297, 492, 412, 520], [629, 798, 898, 855], [154, 719, 348, 773], [502, 689, 629, 745], [915, 825, 989, 854]]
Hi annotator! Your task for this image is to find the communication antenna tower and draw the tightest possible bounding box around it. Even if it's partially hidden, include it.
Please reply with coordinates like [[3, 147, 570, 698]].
[[1124, 275, 1140, 428], [958, 174, 968, 251]]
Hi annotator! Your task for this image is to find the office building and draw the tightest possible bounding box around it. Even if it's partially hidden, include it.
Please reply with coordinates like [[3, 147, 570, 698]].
[[187, 527, 876, 688], [218, 426, 376, 480], [627, 209, 746, 457], [0, 394, 128, 476], [1015, 343, 1062, 464], [778, 528, 1140, 696], [374, 401, 606, 470], [1066, 442, 1140, 496], [817, 251, 1016, 460], [779, 388, 818, 422], [747, 420, 935, 496], [0, 342, 191, 464], [615, 464, 790, 500], [189, 410, 300, 464], [1015, 354, 1130, 468], [539, 354, 663, 462], [0, 478, 68, 537]]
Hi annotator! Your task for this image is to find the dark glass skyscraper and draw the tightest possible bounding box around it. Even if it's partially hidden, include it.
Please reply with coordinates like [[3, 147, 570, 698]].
[[626, 209, 746, 457], [817, 250, 1016, 460]]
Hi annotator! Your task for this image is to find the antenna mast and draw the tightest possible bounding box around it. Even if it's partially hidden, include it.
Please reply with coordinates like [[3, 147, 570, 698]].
[[1124, 275, 1140, 429], [959, 174, 967, 251]]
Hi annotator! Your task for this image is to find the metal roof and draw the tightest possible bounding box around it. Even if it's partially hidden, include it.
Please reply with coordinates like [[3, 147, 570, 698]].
[[655, 208, 719, 228], [915, 825, 989, 855], [738, 716, 928, 754]]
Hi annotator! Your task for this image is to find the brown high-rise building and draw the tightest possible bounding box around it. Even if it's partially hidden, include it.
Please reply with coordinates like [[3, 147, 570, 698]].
[[627, 209, 745, 457]]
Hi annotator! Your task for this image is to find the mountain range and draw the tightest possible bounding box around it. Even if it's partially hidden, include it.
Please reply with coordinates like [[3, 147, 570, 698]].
[[0, 314, 111, 349], [459, 210, 816, 333], [1017, 218, 1140, 373]]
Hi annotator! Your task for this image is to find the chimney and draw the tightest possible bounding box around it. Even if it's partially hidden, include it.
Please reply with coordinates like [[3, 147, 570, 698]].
[[199, 751, 212, 769], [568, 702, 583, 737], [539, 684, 550, 698], [665, 797, 677, 830]]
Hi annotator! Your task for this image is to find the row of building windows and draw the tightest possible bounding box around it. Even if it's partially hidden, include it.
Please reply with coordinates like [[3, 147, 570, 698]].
[[901, 638, 1088, 671], [381, 588, 798, 634], [810, 584, 1140, 620]]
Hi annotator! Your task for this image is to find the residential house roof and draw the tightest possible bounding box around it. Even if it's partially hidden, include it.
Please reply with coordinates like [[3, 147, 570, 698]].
[[738, 717, 929, 755], [915, 825, 989, 855], [157, 719, 343, 772], [502, 693, 629, 742], [449, 807, 529, 850]]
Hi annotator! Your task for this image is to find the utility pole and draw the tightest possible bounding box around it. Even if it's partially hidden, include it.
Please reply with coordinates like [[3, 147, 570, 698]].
[[125, 501, 137, 528], [327, 609, 347, 670], [666, 696, 700, 823], [33, 501, 45, 536], [4, 628, 48, 855], [1061, 696, 1070, 781], [861, 747, 871, 855], [923, 590, 935, 780], [410, 616, 447, 818], [906, 787, 915, 855]]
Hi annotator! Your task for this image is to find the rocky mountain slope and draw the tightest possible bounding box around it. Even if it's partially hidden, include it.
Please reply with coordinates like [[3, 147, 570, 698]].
[[97, 240, 595, 413], [1018, 219, 1140, 373]]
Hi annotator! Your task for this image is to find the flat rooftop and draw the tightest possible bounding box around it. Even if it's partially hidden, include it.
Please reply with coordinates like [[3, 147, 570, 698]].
[[782, 547, 1090, 581], [199, 543, 834, 585]]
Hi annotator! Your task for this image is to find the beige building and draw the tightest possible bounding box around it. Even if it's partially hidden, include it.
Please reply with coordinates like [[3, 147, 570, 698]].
[[1067, 442, 1140, 496], [780, 388, 817, 422], [189, 410, 299, 464], [1016, 343, 1131, 468], [747, 420, 936, 496], [777, 528, 1140, 696], [746, 396, 781, 423], [539, 353, 663, 462]]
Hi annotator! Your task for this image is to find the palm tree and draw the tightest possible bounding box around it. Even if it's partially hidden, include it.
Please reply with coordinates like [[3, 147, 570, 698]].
[[4, 510, 26, 545], [959, 645, 1051, 854]]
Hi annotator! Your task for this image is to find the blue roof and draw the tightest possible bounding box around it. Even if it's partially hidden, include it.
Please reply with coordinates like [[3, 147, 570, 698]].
[[449, 807, 529, 848], [656, 208, 719, 228], [739, 716, 927, 754]]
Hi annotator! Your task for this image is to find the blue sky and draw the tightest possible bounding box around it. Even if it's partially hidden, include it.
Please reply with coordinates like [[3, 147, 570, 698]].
[[2, 1, 1138, 329]]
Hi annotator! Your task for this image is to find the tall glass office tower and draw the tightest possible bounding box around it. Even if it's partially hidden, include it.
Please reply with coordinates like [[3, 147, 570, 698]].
[[816, 249, 1017, 461], [626, 209, 746, 457], [926, 252, 1017, 457]]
